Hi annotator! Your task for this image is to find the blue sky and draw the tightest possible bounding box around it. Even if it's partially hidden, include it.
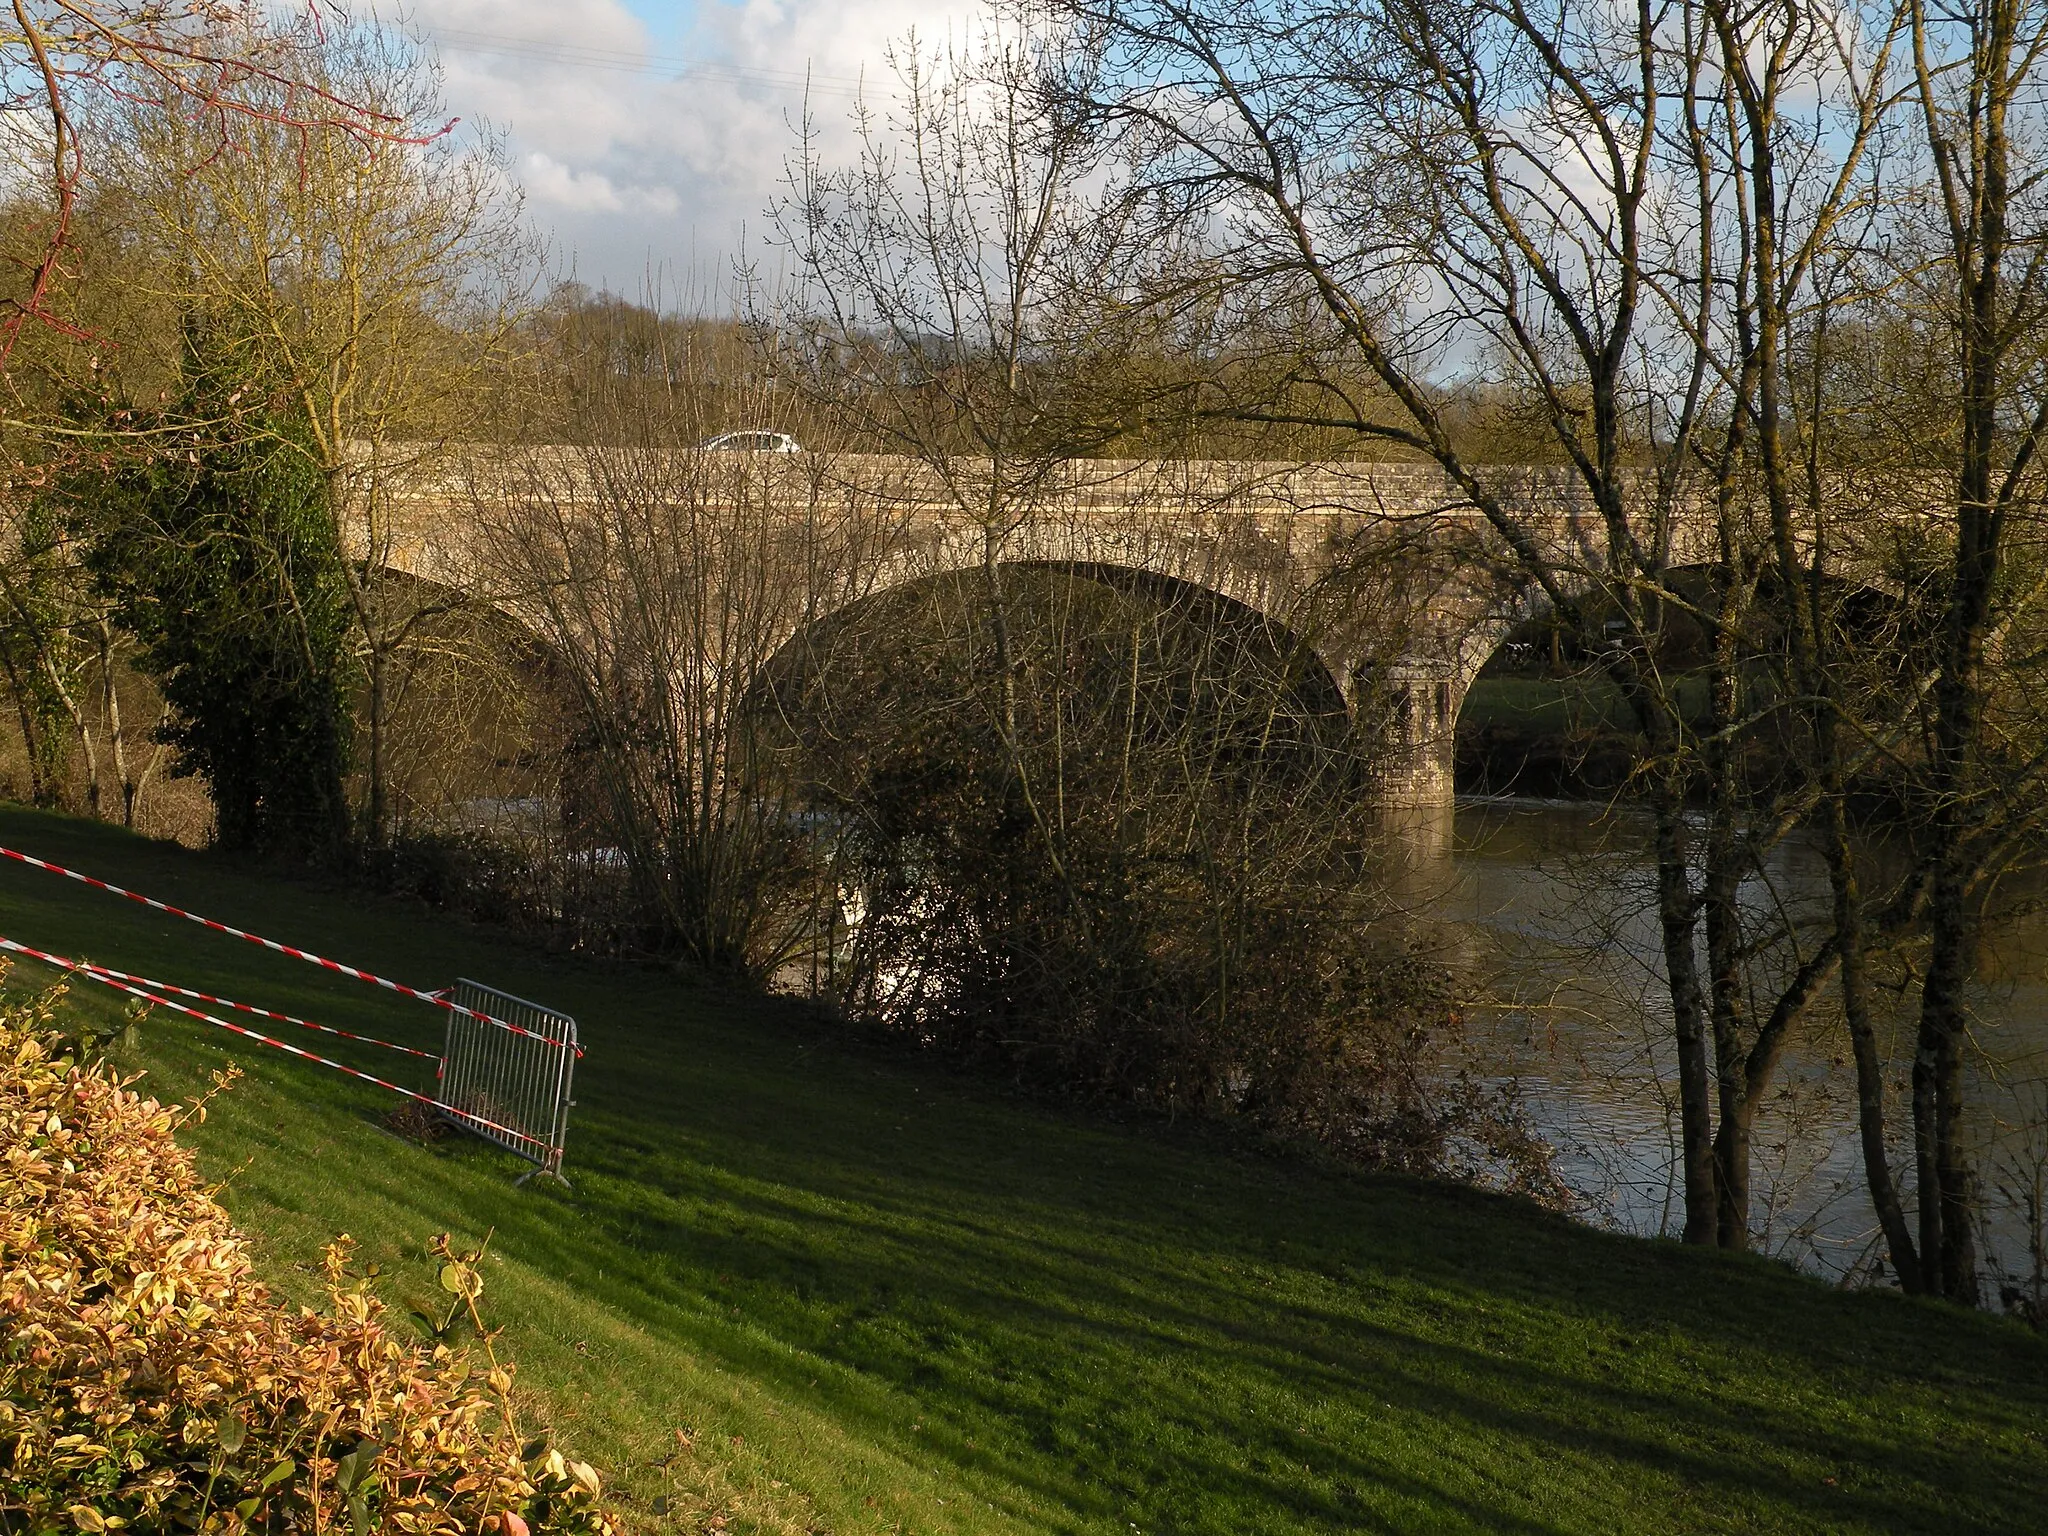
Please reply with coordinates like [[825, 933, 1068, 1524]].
[[407, 0, 970, 300], [615, 1, 696, 46]]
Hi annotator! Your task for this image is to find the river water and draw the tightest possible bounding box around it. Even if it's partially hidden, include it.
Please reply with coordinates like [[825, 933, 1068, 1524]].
[[1395, 798, 2048, 1291]]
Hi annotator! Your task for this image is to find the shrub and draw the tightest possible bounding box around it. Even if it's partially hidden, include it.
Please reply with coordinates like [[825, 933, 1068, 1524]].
[[378, 829, 557, 933], [0, 970, 617, 1534], [767, 569, 1563, 1199]]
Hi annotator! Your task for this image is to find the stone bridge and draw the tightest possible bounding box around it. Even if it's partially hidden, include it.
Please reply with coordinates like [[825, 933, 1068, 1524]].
[[377, 451, 1727, 807]]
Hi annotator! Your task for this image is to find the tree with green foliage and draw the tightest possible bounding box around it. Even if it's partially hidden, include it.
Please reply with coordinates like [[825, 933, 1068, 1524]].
[[69, 368, 355, 865]]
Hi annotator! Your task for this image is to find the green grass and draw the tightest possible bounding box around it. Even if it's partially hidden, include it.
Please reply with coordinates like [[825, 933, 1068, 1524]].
[[2, 802, 2045, 1535], [1460, 676, 1636, 736], [1459, 674, 1730, 737]]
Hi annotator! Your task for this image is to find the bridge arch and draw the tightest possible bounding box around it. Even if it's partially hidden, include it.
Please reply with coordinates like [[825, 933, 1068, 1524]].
[[1448, 563, 1923, 798], [739, 496, 1501, 803], [755, 555, 1352, 719], [357, 565, 584, 831], [744, 558, 1367, 810]]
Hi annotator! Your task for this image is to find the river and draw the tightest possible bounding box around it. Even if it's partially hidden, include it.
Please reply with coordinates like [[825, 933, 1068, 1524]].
[[1396, 797, 2048, 1293]]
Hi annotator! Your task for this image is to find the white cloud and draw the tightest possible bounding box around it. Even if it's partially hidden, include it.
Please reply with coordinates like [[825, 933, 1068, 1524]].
[[408, 0, 976, 297], [522, 152, 681, 216]]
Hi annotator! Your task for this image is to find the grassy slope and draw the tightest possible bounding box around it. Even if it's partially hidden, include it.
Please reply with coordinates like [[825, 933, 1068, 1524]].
[[1460, 676, 1724, 737], [1, 803, 2044, 1536]]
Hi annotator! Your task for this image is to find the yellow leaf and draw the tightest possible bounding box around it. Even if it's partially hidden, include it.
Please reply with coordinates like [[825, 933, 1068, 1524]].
[[439, 1262, 482, 1299]]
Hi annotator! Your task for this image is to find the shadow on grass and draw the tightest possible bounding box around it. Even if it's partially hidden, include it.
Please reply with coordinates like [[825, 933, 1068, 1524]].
[[4, 802, 2046, 1535]]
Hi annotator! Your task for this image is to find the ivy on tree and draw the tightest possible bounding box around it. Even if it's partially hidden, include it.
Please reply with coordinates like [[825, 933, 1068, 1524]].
[[72, 358, 356, 864]]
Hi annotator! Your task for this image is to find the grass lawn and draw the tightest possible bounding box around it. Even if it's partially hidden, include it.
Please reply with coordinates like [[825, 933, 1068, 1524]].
[[2, 801, 2045, 1535], [1459, 675, 1732, 738], [1459, 677, 1638, 737]]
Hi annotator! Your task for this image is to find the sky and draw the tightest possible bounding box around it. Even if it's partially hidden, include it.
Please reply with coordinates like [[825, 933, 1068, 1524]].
[[404, 0, 975, 306]]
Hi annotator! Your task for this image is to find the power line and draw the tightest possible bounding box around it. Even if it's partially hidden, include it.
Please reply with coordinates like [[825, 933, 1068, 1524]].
[[424, 25, 869, 100]]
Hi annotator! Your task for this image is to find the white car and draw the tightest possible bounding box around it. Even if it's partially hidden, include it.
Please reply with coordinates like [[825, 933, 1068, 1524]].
[[699, 430, 803, 454]]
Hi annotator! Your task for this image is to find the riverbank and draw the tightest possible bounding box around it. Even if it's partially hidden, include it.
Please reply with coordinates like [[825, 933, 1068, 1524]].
[[2, 801, 2044, 1533]]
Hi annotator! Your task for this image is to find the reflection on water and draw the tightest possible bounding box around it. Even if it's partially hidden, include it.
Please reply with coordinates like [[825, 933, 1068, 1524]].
[[1397, 798, 2048, 1287]]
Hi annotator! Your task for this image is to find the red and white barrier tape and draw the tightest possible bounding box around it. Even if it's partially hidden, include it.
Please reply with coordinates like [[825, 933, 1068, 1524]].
[[0, 845, 582, 1057], [63, 959, 441, 1062], [0, 934, 534, 1148]]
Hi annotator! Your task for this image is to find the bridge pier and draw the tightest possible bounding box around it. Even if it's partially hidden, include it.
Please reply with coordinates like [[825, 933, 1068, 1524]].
[[1352, 665, 1463, 810], [1380, 741, 1457, 807]]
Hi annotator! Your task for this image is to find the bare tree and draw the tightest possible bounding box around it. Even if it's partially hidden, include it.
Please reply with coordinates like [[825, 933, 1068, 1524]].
[[0, 1, 431, 370], [0, 496, 167, 822], [1026, 0, 1931, 1251], [765, 25, 1374, 929], [0, 5, 439, 841], [751, 22, 1570, 1185], [470, 339, 903, 978], [1872, 0, 2048, 1302]]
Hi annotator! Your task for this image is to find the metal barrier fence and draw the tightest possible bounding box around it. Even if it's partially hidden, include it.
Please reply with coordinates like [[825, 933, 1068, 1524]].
[[439, 978, 579, 1183]]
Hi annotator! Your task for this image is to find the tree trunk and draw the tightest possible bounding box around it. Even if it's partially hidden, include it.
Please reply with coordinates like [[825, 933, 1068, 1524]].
[[1651, 781, 1719, 1243], [1818, 730, 1922, 1286], [2, 652, 52, 804], [1916, 861, 1983, 1302], [1706, 852, 1752, 1252], [94, 619, 136, 827], [1909, 0, 2008, 1299], [38, 649, 96, 817], [1703, 553, 1753, 1251], [366, 640, 388, 857]]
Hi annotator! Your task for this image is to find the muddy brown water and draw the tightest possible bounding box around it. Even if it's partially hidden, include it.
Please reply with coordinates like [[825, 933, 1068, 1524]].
[[1388, 798, 2048, 1292]]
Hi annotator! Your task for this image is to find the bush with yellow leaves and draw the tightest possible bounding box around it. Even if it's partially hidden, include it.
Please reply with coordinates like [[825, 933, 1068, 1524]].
[[0, 970, 618, 1534]]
